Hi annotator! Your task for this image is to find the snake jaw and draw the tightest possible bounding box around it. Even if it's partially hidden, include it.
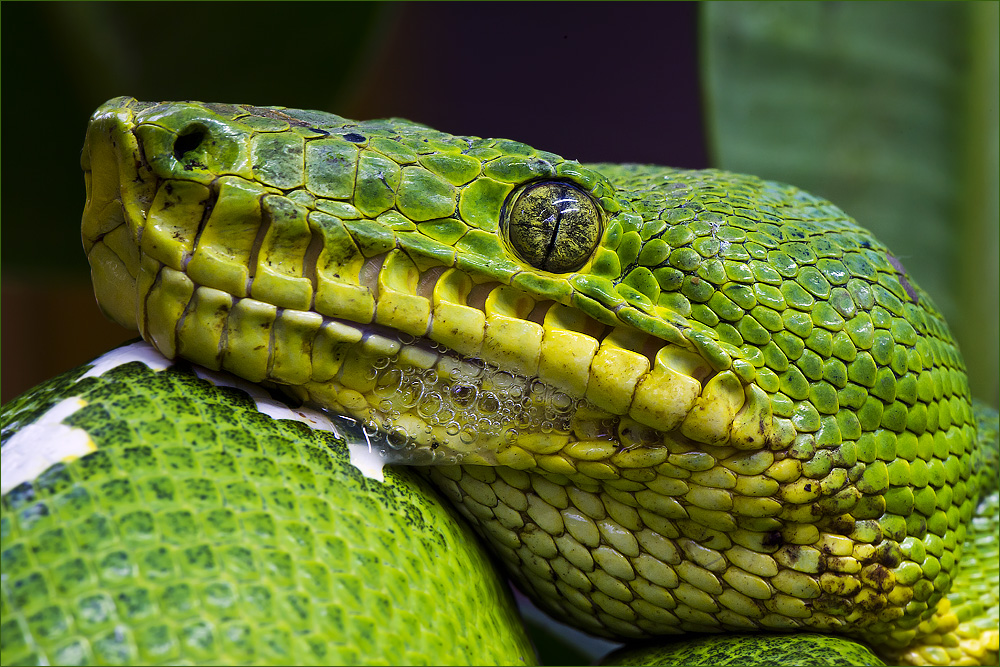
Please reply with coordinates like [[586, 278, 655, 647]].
[[273, 259, 789, 469]]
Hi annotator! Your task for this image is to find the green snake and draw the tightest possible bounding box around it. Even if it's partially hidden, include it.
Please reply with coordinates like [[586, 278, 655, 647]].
[[2, 97, 997, 665]]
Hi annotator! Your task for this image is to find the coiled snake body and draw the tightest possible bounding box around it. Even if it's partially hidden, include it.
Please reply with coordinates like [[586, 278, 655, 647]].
[[2, 98, 997, 665]]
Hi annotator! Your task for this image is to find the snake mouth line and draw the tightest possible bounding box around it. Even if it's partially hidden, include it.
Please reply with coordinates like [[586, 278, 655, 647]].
[[136, 232, 787, 468], [285, 255, 795, 466], [134, 242, 736, 468]]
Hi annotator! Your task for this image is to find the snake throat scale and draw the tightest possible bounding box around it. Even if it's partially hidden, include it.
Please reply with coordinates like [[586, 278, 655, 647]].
[[1, 98, 997, 665]]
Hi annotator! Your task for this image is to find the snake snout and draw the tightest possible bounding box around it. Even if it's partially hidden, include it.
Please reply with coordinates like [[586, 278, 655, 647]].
[[81, 97, 155, 331], [81, 99, 257, 347]]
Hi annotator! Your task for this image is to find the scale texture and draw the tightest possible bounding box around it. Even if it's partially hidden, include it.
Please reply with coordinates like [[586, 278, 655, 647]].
[[2, 97, 997, 666], [603, 632, 886, 665], [0, 347, 535, 665]]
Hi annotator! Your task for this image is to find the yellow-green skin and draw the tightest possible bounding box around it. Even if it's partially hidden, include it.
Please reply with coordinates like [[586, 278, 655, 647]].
[[0, 346, 536, 665], [58, 97, 1000, 663], [603, 631, 887, 665]]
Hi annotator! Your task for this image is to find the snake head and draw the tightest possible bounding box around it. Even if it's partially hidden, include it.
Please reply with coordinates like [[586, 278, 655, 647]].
[[79, 99, 718, 461], [81, 98, 795, 466], [80, 97, 969, 469]]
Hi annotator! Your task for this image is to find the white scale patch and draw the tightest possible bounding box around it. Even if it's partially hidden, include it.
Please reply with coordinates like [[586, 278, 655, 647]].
[[191, 366, 388, 482], [346, 434, 386, 483], [80, 340, 171, 379], [1, 396, 95, 495], [2, 340, 388, 490], [0, 342, 169, 494]]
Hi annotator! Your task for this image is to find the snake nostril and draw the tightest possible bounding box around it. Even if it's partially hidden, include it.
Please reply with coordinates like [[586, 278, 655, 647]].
[[172, 126, 207, 161]]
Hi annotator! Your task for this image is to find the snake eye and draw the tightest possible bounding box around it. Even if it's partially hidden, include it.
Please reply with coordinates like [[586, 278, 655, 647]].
[[502, 181, 602, 273]]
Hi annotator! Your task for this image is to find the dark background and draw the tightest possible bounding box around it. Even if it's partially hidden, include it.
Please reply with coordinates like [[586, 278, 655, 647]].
[[2, 2, 707, 403]]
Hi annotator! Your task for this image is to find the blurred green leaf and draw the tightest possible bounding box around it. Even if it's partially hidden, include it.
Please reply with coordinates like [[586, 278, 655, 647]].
[[701, 1, 998, 405]]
